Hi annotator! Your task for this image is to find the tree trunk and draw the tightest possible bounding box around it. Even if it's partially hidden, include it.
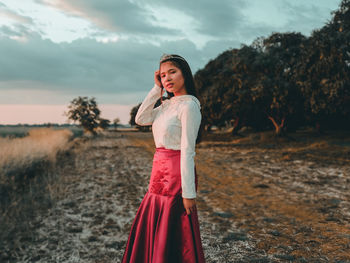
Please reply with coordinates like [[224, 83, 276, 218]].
[[267, 116, 285, 136], [231, 117, 240, 135]]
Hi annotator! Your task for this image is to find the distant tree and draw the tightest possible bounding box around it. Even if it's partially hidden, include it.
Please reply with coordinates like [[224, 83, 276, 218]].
[[129, 104, 140, 126], [65, 96, 101, 135], [129, 103, 151, 132], [113, 117, 120, 130], [98, 118, 110, 130]]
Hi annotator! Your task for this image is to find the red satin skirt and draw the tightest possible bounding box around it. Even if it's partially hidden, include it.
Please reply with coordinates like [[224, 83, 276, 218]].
[[121, 147, 206, 263]]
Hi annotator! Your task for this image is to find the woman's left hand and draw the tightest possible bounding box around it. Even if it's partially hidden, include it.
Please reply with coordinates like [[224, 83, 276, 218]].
[[183, 198, 197, 215]]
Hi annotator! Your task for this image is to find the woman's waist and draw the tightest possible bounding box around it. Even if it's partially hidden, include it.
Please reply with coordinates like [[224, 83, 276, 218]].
[[155, 147, 181, 155], [156, 146, 180, 152]]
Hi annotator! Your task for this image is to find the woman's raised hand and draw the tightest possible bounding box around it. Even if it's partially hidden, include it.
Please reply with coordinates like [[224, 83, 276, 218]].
[[154, 70, 162, 88]]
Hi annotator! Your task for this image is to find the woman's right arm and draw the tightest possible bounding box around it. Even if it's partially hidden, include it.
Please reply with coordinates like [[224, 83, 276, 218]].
[[135, 83, 163, 126]]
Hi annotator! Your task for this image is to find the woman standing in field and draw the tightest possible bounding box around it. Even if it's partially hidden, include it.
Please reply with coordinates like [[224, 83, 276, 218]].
[[121, 54, 205, 262]]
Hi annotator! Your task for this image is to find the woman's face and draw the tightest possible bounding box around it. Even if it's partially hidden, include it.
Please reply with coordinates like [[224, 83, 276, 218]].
[[160, 61, 187, 96]]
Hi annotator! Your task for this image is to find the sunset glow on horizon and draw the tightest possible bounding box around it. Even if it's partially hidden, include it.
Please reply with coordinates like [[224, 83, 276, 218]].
[[0, 104, 133, 125]]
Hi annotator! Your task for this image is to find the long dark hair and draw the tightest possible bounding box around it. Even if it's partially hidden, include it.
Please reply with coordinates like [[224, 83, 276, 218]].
[[159, 54, 204, 144]]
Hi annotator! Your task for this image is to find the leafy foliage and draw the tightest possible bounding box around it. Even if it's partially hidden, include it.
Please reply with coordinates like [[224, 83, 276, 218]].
[[129, 103, 140, 127], [113, 118, 120, 130], [194, 0, 350, 134], [65, 96, 109, 135]]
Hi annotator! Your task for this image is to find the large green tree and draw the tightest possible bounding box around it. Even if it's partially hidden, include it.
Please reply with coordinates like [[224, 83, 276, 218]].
[[194, 0, 350, 135], [294, 0, 350, 131], [253, 32, 306, 135]]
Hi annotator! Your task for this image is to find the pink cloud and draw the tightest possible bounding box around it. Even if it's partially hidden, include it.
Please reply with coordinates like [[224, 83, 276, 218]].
[[37, 0, 118, 31], [0, 7, 33, 24]]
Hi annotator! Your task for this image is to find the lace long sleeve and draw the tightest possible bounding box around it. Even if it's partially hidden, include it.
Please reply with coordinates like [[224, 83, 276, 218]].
[[180, 100, 202, 199], [135, 84, 163, 126]]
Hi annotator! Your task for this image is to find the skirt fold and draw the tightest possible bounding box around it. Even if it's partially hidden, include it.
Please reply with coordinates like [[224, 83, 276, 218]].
[[122, 147, 205, 263]]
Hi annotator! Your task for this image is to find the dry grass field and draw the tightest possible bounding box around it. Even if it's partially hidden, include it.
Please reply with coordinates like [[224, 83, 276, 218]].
[[0, 127, 75, 257], [0, 128, 73, 172], [0, 128, 349, 262]]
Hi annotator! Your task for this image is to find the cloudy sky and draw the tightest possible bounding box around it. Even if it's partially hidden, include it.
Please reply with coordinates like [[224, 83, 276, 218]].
[[0, 0, 341, 124]]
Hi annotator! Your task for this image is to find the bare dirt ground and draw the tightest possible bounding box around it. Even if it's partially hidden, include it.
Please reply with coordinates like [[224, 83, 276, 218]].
[[3, 130, 350, 262]]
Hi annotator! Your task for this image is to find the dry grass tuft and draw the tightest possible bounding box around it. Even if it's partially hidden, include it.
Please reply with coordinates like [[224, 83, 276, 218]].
[[0, 128, 73, 174]]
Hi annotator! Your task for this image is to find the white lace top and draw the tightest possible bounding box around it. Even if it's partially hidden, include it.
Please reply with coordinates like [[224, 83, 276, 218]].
[[135, 84, 202, 198]]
